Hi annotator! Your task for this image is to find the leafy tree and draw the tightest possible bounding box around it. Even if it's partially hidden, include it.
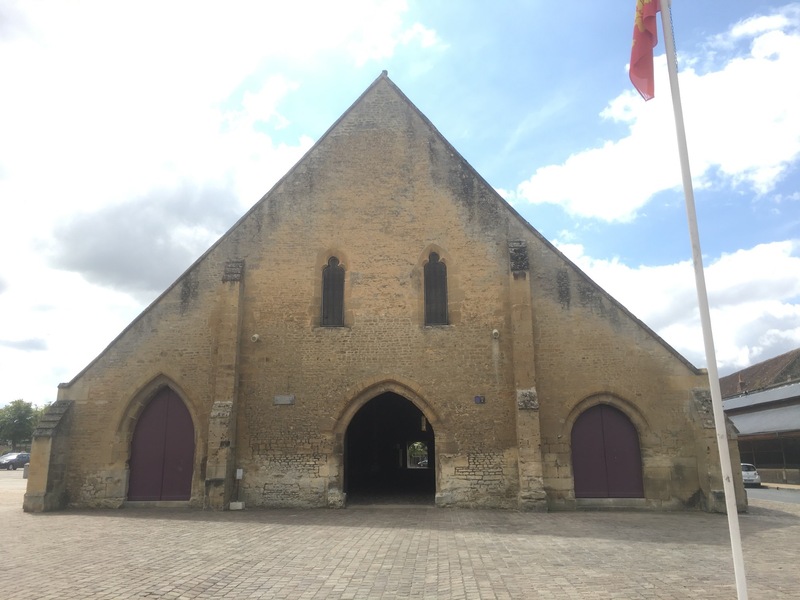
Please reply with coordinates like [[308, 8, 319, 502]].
[[33, 402, 51, 429], [0, 399, 37, 451]]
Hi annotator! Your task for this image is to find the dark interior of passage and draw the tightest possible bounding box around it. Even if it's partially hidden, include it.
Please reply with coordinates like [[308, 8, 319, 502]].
[[345, 392, 435, 504]]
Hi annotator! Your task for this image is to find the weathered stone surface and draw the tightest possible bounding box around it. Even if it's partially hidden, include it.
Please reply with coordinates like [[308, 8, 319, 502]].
[[23, 400, 73, 512], [30, 73, 743, 513]]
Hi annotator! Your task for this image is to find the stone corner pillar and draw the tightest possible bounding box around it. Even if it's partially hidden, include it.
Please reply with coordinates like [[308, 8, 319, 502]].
[[690, 388, 747, 513], [205, 400, 237, 509], [23, 400, 74, 513], [204, 259, 245, 510], [508, 241, 547, 511]]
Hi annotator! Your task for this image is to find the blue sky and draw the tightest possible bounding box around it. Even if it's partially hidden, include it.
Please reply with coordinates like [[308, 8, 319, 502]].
[[1, 1, 799, 407]]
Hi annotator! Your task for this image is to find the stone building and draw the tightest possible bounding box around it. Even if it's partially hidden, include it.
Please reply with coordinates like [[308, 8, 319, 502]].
[[24, 72, 745, 513]]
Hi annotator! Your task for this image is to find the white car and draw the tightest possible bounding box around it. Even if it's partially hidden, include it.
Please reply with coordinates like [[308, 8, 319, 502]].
[[741, 463, 761, 488]]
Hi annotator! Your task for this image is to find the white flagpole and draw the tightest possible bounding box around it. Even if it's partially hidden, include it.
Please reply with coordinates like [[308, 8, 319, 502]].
[[658, 1, 748, 597]]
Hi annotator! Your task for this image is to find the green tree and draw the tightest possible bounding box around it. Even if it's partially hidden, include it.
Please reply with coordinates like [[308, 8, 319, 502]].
[[0, 399, 37, 451], [33, 402, 50, 429]]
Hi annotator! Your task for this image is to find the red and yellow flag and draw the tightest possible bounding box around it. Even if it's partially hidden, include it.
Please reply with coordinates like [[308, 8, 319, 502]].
[[630, 0, 660, 100]]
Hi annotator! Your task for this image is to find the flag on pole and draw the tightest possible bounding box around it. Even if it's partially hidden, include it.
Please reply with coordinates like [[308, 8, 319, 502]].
[[630, 1, 749, 595], [630, 0, 661, 100]]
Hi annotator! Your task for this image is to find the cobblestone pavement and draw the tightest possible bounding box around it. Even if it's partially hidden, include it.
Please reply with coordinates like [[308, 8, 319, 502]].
[[2, 472, 798, 599]]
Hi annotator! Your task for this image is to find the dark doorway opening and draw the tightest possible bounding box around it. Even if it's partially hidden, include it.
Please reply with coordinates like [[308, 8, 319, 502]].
[[345, 392, 435, 505], [128, 388, 195, 501], [571, 403, 644, 498]]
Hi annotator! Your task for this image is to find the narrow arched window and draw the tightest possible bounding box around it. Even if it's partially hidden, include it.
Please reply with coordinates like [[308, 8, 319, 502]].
[[321, 257, 344, 327], [424, 252, 448, 325]]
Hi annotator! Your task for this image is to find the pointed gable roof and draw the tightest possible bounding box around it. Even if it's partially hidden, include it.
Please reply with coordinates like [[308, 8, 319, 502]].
[[61, 71, 702, 388], [220, 71, 701, 371]]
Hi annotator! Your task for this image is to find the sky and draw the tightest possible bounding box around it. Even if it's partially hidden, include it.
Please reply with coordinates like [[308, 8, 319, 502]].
[[1, 0, 799, 408]]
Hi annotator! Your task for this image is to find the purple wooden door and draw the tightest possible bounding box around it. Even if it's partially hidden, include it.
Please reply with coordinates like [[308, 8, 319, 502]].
[[601, 405, 644, 497], [572, 404, 643, 498], [571, 405, 609, 497], [128, 388, 195, 501]]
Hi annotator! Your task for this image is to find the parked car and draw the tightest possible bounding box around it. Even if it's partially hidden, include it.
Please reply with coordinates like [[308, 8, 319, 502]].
[[0, 452, 30, 470], [741, 463, 761, 488]]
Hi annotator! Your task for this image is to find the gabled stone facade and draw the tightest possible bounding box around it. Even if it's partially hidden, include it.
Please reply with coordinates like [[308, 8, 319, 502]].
[[25, 73, 746, 513]]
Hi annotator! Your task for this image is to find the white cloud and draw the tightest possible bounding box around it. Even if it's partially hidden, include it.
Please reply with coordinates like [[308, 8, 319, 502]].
[[0, 0, 444, 407], [0, 0, 436, 253], [730, 12, 794, 39], [0, 0, 440, 218], [240, 76, 301, 130], [513, 7, 800, 222], [400, 22, 444, 49], [1, 1, 796, 410], [557, 240, 800, 373], [0, 255, 144, 407]]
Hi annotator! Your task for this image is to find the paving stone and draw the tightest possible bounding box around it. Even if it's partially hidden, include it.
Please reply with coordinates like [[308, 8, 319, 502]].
[[2, 472, 798, 598]]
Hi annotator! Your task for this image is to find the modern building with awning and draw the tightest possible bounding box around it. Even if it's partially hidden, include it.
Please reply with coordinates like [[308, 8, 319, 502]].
[[722, 349, 800, 484]]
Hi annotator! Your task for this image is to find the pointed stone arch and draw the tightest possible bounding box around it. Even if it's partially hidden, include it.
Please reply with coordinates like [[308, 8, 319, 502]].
[[117, 375, 199, 502], [333, 379, 444, 435], [328, 379, 447, 506], [566, 394, 645, 499], [563, 392, 650, 437]]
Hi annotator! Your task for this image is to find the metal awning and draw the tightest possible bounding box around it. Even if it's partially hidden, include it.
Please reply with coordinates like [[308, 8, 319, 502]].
[[723, 381, 800, 411], [728, 404, 800, 436]]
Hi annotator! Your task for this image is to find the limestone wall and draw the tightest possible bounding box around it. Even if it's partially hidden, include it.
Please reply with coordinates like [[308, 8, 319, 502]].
[[39, 74, 740, 512]]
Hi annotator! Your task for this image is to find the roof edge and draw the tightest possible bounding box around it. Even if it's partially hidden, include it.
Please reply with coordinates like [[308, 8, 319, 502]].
[[374, 75, 703, 375], [59, 72, 396, 390], [59, 71, 702, 390]]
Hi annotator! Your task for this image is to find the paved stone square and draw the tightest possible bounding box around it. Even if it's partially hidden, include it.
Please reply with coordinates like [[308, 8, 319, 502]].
[[2, 471, 798, 599]]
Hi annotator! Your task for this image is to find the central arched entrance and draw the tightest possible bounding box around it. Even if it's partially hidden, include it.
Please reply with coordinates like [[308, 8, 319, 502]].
[[345, 392, 435, 505]]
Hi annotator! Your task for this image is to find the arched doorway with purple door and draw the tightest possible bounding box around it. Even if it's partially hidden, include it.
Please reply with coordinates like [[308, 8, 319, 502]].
[[571, 403, 644, 498], [128, 387, 195, 501]]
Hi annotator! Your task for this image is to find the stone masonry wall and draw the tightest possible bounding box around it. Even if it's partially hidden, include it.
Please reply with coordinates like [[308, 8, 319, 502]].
[[54, 254, 243, 507], [45, 75, 736, 511], [230, 80, 524, 506]]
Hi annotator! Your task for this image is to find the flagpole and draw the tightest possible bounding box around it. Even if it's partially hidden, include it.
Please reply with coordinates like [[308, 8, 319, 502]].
[[658, 1, 748, 597]]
